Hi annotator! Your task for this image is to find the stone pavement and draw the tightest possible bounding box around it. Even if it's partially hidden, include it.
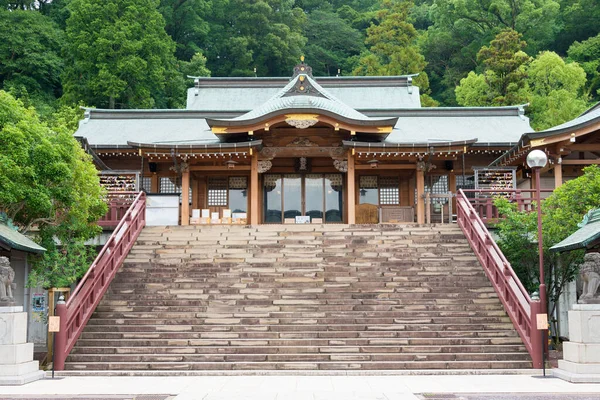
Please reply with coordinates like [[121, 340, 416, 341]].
[[0, 373, 600, 400]]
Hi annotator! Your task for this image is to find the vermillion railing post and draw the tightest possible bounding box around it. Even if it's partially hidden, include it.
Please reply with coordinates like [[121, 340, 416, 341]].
[[54, 303, 67, 370], [530, 300, 543, 369]]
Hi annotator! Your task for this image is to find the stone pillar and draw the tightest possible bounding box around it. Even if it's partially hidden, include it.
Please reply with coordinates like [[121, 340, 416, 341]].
[[0, 307, 45, 385]]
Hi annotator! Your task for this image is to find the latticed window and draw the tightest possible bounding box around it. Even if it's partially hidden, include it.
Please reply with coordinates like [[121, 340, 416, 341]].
[[425, 175, 449, 204], [141, 176, 152, 193], [160, 177, 181, 194], [379, 177, 399, 205], [207, 177, 228, 206]]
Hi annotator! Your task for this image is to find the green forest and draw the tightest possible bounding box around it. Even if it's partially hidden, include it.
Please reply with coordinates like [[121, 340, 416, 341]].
[[1, 0, 599, 130]]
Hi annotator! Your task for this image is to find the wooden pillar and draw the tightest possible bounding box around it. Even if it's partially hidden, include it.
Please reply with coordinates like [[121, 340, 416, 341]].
[[191, 178, 199, 210], [448, 172, 457, 215], [151, 174, 159, 193], [181, 169, 190, 225], [416, 169, 425, 224], [250, 152, 259, 224], [554, 164, 563, 189], [347, 151, 356, 224]]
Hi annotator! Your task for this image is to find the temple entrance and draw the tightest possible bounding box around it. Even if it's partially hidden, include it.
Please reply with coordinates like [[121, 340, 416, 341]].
[[263, 174, 343, 223]]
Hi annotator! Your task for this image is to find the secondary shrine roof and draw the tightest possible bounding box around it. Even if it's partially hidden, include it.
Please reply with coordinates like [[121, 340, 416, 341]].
[[551, 208, 600, 253], [0, 220, 46, 254]]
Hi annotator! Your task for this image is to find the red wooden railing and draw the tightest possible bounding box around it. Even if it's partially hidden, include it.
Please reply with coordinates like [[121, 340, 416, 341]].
[[98, 191, 139, 228], [456, 189, 542, 368], [461, 189, 553, 224], [54, 192, 146, 370]]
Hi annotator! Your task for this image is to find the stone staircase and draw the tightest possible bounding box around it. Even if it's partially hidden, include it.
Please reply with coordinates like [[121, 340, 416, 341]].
[[65, 224, 532, 371]]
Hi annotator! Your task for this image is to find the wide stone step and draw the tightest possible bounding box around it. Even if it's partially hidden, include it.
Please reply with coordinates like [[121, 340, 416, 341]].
[[85, 315, 511, 326], [72, 335, 524, 348], [66, 351, 532, 364], [89, 310, 509, 319], [70, 341, 526, 356], [64, 360, 532, 371]]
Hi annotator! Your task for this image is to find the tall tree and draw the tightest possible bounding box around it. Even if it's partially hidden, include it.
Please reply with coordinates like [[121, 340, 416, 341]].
[[457, 31, 589, 129], [205, 0, 307, 77], [62, 0, 185, 109], [422, 0, 560, 105], [553, 0, 600, 54], [0, 9, 64, 115], [353, 0, 437, 106], [526, 51, 588, 130], [158, 0, 211, 61], [455, 29, 530, 107], [0, 91, 108, 288], [568, 33, 600, 101], [304, 8, 365, 76]]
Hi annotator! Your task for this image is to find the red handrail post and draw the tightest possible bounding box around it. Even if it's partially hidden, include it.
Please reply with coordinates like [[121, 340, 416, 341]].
[[54, 303, 67, 370], [530, 300, 543, 369]]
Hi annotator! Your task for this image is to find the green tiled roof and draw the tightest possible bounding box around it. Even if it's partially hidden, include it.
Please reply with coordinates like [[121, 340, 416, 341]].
[[550, 209, 600, 253], [0, 221, 46, 254]]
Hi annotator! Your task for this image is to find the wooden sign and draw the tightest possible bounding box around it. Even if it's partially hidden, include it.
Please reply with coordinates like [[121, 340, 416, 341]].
[[48, 316, 60, 332], [536, 313, 548, 330]]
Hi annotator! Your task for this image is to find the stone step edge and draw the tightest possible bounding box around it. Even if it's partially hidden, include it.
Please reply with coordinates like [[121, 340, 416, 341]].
[[53, 368, 540, 377]]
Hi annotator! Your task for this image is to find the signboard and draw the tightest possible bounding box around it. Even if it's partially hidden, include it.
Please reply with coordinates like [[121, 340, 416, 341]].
[[32, 294, 45, 312], [48, 316, 60, 332], [295, 216, 310, 224], [536, 313, 548, 330]]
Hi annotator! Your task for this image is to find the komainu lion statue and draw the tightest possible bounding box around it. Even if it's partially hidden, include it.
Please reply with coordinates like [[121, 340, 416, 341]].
[[0, 256, 16, 305], [579, 252, 600, 303]]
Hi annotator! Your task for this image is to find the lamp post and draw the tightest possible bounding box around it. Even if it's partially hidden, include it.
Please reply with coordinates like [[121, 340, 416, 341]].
[[527, 149, 548, 368], [527, 149, 548, 309]]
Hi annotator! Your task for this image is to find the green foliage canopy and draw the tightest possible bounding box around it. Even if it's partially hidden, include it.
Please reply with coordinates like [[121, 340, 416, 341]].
[[0, 9, 64, 115], [62, 0, 184, 109], [0, 90, 107, 287]]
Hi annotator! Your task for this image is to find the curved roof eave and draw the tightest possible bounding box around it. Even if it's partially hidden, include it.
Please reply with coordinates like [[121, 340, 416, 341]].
[[126, 140, 263, 150], [206, 109, 398, 128]]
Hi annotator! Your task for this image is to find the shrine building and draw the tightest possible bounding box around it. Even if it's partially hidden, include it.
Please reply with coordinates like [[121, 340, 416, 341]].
[[75, 60, 534, 225]]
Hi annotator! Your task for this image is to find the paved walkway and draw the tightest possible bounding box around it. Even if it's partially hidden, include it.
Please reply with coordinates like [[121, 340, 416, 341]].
[[1, 373, 600, 400]]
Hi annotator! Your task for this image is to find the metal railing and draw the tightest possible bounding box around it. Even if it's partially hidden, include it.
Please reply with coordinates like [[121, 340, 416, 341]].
[[456, 189, 542, 368], [54, 192, 146, 370], [461, 189, 553, 224]]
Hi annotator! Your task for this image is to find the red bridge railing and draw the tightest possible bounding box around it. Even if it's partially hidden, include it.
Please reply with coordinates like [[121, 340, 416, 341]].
[[461, 189, 553, 224], [456, 189, 542, 368], [98, 191, 139, 228], [54, 192, 146, 370]]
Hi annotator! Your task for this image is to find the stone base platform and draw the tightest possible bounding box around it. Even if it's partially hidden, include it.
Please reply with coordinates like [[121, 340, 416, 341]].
[[554, 304, 600, 383], [0, 307, 45, 385]]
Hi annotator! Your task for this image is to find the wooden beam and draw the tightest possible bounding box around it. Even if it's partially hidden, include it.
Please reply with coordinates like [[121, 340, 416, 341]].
[[566, 144, 600, 152], [189, 165, 251, 171], [355, 164, 416, 170], [554, 164, 563, 189], [250, 153, 259, 224], [347, 150, 356, 224], [560, 159, 600, 165], [416, 169, 425, 224], [181, 169, 190, 225]]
